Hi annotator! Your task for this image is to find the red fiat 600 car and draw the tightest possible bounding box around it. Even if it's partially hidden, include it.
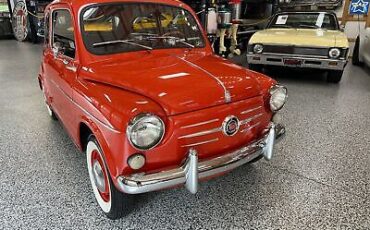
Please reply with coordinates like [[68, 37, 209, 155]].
[[39, 0, 287, 219]]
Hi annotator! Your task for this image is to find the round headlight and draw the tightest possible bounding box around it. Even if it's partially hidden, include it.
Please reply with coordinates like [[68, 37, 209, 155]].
[[269, 85, 288, 112], [253, 44, 264, 54], [329, 48, 341, 59], [127, 114, 165, 150]]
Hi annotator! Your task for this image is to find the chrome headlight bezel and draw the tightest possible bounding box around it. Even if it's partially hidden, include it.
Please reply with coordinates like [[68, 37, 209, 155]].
[[269, 85, 288, 112], [328, 48, 341, 59], [253, 44, 264, 54], [126, 114, 165, 151]]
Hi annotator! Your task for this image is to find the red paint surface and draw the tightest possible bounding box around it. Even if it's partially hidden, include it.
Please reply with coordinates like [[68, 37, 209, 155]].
[[39, 0, 277, 190]]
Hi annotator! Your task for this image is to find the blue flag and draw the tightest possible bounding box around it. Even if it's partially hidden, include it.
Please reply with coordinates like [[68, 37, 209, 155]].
[[350, 0, 370, 15]]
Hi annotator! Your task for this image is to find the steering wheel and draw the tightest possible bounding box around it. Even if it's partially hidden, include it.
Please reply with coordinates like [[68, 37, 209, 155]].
[[163, 30, 185, 38]]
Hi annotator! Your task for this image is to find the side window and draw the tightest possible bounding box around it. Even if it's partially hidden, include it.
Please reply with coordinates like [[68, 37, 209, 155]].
[[52, 9, 75, 58]]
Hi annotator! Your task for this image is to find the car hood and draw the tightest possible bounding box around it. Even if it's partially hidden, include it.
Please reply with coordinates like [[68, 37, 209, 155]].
[[83, 52, 262, 116], [250, 28, 349, 48]]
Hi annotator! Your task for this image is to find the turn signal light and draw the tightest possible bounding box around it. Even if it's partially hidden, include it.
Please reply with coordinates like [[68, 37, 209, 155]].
[[128, 154, 146, 170]]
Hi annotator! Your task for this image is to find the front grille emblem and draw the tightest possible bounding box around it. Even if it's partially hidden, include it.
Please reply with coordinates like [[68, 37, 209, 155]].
[[222, 116, 240, 136]]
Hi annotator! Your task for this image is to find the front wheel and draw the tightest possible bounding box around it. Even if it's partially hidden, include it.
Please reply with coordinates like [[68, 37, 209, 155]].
[[327, 70, 343, 83], [86, 136, 132, 219]]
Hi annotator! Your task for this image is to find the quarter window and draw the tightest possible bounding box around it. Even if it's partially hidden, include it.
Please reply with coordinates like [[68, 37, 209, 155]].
[[52, 9, 75, 58]]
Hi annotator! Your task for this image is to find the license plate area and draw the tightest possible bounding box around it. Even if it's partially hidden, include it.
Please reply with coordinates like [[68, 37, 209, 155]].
[[284, 59, 302, 66]]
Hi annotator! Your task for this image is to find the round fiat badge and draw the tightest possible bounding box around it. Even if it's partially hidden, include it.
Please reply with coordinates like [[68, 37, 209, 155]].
[[222, 116, 240, 136]]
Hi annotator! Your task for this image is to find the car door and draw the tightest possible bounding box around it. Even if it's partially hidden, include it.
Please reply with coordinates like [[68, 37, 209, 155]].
[[362, 28, 370, 67], [45, 7, 78, 132]]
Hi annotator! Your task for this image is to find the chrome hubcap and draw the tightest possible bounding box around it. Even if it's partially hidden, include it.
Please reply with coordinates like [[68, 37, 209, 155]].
[[92, 160, 106, 192]]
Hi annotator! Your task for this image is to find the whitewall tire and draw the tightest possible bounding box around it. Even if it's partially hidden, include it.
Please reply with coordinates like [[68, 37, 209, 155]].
[[86, 136, 132, 219], [86, 139, 112, 213]]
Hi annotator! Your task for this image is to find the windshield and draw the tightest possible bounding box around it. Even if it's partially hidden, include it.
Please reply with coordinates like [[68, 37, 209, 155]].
[[0, 0, 9, 13], [81, 3, 205, 55], [268, 13, 338, 30]]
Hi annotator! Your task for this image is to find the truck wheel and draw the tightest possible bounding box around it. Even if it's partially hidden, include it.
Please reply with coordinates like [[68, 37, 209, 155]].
[[249, 64, 263, 73], [12, 1, 29, 42], [327, 70, 343, 83], [352, 37, 363, 66], [86, 136, 132, 219]]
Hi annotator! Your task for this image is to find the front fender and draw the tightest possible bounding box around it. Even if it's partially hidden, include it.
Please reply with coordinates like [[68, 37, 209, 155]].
[[74, 79, 167, 184]]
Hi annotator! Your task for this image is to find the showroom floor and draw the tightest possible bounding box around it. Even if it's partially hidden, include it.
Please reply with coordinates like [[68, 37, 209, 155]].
[[1, 40, 370, 229]]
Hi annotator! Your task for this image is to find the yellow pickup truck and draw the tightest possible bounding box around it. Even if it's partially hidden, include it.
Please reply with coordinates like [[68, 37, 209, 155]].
[[247, 11, 349, 83]]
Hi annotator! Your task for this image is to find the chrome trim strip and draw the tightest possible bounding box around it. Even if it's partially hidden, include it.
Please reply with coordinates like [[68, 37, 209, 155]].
[[181, 119, 220, 129], [177, 56, 231, 103], [240, 106, 262, 115], [240, 113, 263, 125], [179, 127, 221, 139], [263, 52, 328, 59], [241, 122, 261, 133], [181, 138, 219, 148], [49, 79, 120, 133], [249, 43, 339, 49], [117, 123, 286, 194], [247, 54, 347, 71], [180, 112, 263, 140]]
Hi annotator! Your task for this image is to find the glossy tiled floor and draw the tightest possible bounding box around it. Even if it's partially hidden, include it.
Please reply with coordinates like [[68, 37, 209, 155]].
[[1, 40, 369, 229]]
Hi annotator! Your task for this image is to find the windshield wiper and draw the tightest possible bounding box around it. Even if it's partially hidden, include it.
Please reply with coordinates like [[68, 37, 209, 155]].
[[144, 36, 195, 48], [92, 39, 153, 51], [130, 32, 158, 36], [270, 24, 292, 28], [298, 24, 320, 29]]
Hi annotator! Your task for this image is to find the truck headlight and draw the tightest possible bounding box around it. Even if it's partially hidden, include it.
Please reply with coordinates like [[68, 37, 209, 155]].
[[269, 85, 288, 112], [127, 114, 165, 150], [329, 48, 341, 59], [253, 44, 264, 54]]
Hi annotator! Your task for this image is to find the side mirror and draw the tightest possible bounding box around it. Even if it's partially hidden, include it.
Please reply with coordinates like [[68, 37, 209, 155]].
[[52, 42, 63, 58], [340, 24, 345, 32]]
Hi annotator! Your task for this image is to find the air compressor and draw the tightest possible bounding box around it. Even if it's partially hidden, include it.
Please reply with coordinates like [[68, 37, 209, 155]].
[[203, 0, 243, 57]]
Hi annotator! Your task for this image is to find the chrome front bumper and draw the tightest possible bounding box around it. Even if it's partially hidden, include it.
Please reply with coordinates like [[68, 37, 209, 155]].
[[247, 53, 347, 71], [117, 123, 285, 194]]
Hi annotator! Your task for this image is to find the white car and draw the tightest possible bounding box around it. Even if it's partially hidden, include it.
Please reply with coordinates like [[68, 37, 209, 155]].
[[353, 28, 370, 68]]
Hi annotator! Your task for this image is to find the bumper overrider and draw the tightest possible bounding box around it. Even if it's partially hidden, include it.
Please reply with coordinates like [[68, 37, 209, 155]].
[[117, 122, 285, 194], [247, 53, 347, 71]]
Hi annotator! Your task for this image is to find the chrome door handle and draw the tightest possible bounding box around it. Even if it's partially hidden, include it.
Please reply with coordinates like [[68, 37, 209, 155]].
[[66, 65, 77, 72], [62, 59, 69, 65]]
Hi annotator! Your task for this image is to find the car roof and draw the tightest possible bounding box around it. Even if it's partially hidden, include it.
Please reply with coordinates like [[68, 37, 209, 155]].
[[48, 0, 187, 12], [275, 11, 336, 15]]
